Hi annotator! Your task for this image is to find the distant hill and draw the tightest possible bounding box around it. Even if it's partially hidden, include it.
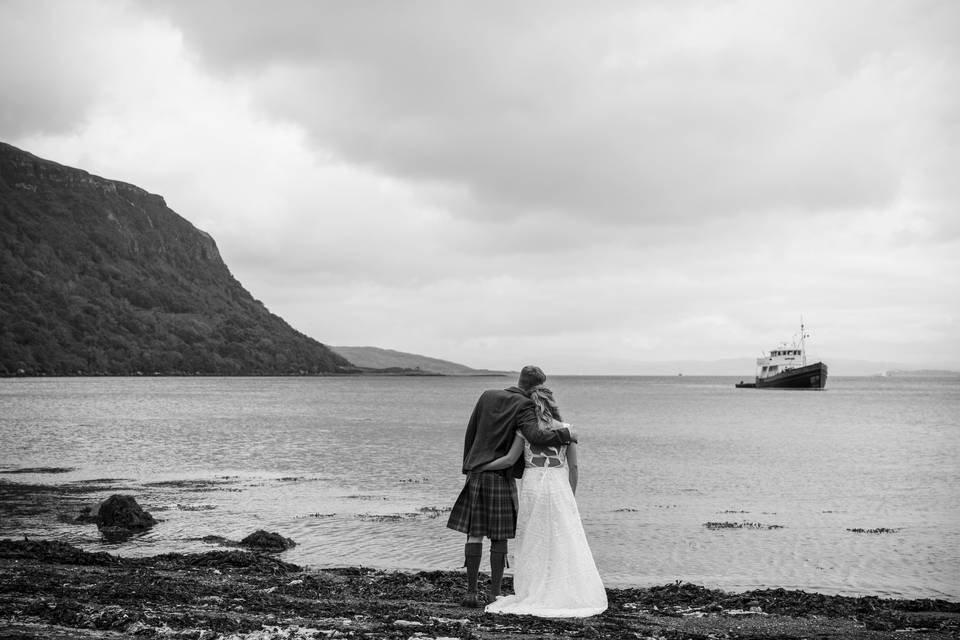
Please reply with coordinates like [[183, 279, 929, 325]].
[[330, 346, 508, 376], [877, 369, 960, 377], [0, 142, 354, 376]]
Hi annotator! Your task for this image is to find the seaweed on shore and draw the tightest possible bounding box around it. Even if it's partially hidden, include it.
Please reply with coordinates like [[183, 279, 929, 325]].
[[1, 540, 959, 639], [146, 549, 300, 573], [142, 478, 241, 492], [0, 539, 299, 573], [0, 538, 123, 566], [608, 581, 960, 632], [0, 467, 78, 474], [704, 521, 785, 530]]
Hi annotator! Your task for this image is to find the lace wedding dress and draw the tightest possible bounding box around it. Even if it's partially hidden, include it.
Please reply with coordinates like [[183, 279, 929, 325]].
[[485, 435, 607, 618]]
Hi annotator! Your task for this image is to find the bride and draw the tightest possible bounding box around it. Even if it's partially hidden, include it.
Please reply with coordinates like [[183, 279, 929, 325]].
[[479, 384, 607, 618]]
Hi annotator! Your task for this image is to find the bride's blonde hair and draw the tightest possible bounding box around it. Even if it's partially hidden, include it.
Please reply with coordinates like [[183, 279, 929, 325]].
[[529, 385, 562, 425]]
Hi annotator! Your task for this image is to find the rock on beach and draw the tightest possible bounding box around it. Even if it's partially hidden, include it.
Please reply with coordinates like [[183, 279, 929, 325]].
[[239, 529, 297, 552], [94, 494, 156, 537]]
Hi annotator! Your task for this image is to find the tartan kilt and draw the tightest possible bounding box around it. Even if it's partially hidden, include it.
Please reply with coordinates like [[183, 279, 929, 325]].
[[446, 471, 518, 539]]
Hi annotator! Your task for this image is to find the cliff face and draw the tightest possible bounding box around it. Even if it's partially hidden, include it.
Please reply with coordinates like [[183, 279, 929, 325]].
[[0, 142, 353, 376]]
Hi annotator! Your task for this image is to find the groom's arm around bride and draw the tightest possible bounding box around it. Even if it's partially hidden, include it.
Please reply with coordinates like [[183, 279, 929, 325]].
[[446, 365, 577, 607]]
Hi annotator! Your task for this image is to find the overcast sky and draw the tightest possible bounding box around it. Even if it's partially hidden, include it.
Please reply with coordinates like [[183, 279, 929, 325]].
[[2, 0, 958, 374]]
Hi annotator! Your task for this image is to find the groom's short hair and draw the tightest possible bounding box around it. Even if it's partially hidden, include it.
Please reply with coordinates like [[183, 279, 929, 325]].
[[518, 365, 546, 390]]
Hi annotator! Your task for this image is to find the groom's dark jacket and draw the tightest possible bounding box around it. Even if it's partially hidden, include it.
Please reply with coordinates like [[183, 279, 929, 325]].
[[461, 386, 572, 479]]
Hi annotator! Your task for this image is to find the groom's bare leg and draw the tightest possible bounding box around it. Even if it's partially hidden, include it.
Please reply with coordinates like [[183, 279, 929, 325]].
[[462, 537, 484, 607], [489, 539, 508, 598]]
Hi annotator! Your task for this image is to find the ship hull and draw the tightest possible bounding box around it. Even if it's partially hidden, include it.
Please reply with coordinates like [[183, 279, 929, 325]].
[[754, 362, 828, 389]]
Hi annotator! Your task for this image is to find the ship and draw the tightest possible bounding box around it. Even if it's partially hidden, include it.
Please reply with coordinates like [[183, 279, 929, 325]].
[[735, 322, 828, 389]]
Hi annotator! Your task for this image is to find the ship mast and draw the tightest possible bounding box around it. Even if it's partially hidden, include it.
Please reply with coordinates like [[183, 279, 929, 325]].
[[800, 318, 808, 366]]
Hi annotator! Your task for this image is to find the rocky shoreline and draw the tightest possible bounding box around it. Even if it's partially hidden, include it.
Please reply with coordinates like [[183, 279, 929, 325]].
[[1, 538, 958, 639], [2, 476, 958, 638]]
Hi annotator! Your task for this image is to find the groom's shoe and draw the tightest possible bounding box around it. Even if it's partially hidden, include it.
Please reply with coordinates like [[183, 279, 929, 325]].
[[460, 591, 486, 608]]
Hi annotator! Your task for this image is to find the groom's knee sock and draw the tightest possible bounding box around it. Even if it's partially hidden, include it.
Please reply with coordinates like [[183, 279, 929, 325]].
[[490, 539, 508, 598], [464, 542, 483, 594]]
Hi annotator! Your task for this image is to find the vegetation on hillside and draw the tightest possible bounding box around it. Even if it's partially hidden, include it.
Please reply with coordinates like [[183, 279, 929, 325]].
[[0, 142, 353, 376]]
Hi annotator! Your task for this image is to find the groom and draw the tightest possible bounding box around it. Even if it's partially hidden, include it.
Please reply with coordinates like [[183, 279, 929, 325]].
[[446, 365, 577, 607]]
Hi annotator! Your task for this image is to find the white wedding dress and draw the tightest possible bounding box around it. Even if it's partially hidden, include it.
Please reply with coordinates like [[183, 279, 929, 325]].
[[485, 434, 607, 618]]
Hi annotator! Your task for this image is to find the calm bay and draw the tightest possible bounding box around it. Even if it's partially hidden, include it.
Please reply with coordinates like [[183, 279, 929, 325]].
[[1, 375, 957, 601]]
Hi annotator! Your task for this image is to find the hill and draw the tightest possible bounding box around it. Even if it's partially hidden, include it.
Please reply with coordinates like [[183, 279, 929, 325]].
[[0, 142, 353, 376], [330, 346, 508, 376], [878, 369, 960, 377]]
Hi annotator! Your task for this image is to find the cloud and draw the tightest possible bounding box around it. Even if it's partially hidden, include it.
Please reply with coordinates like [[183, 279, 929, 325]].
[[2, 0, 958, 371], [0, 1, 134, 136], [141, 0, 959, 228]]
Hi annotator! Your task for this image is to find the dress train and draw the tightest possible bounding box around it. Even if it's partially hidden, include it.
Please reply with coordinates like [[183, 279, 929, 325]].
[[485, 466, 607, 617]]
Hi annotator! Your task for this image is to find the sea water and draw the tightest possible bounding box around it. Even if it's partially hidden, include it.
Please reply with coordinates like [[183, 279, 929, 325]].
[[1, 375, 957, 600]]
